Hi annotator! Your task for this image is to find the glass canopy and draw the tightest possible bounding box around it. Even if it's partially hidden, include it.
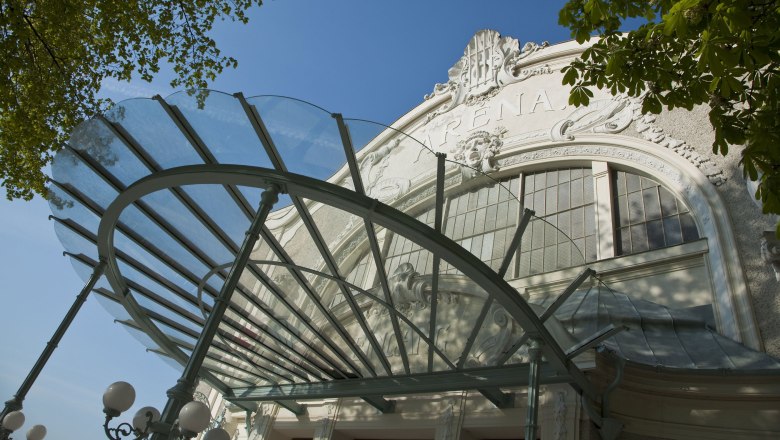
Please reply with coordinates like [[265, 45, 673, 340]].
[[49, 91, 614, 409]]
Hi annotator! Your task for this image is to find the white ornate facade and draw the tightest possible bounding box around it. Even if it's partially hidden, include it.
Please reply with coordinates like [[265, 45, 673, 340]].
[[207, 31, 780, 440]]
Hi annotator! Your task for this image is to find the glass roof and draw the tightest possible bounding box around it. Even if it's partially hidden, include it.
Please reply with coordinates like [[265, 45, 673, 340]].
[[49, 91, 610, 405]]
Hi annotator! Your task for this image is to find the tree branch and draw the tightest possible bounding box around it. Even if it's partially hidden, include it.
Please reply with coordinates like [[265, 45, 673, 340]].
[[22, 14, 64, 74]]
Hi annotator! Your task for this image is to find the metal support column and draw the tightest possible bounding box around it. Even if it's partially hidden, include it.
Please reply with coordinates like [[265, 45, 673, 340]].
[[524, 339, 542, 440], [151, 185, 279, 440], [0, 261, 106, 431]]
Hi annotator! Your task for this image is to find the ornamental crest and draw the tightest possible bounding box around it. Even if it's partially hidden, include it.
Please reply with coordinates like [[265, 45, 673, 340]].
[[426, 30, 549, 120], [450, 126, 507, 180]]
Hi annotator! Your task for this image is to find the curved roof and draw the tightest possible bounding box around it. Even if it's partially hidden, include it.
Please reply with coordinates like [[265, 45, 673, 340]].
[[49, 91, 608, 408]]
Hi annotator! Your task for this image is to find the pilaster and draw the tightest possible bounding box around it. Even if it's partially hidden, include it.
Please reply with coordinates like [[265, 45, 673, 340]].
[[313, 400, 342, 440], [247, 403, 280, 440], [592, 161, 615, 260]]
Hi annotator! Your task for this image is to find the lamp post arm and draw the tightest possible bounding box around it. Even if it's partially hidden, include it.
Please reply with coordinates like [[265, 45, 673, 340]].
[[1, 260, 107, 422], [152, 186, 280, 440]]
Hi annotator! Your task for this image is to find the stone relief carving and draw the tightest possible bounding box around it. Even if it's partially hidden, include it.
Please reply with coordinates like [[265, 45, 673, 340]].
[[388, 262, 430, 308], [760, 231, 780, 282], [496, 91, 725, 187], [628, 99, 727, 186], [464, 302, 513, 367], [553, 390, 568, 440], [550, 96, 634, 141], [499, 145, 686, 188], [386, 262, 456, 312], [360, 138, 412, 201], [313, 401, 340, 440], [425, 30, 550, 120], [450, 126, 507, 179], [248, 403, 279, 440]]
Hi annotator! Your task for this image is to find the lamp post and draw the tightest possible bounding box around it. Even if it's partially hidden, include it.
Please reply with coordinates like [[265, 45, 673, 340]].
[[101, 381, 229, 440], [0, 261, 106, 440], [0, 411, 46, 440]]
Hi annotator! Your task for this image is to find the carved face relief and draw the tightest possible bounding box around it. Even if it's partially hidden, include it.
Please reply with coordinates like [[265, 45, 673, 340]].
[[450, 126, 507, 179]]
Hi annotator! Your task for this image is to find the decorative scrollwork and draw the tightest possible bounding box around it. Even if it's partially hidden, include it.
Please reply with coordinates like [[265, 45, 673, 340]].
[[103, 411, 152, 440]]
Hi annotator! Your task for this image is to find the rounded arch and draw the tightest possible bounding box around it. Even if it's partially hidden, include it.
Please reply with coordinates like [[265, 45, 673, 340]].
[[496, 134, 760, 349]]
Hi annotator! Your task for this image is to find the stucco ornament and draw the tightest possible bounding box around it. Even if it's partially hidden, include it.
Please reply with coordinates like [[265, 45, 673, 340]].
[[464, 302, 514, 367], [550, 96, 634, 141], [388, 263, 431, 312], [760, 231, 780, 282], [628, 98, 727, 186], [387, 262, 456, 312], [425, 30, 549, 120], [450, 126, 507, 179]]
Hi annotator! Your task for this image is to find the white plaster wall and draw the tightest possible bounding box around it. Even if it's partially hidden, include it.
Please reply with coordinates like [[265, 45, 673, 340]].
[[649, 105, 780, 356]]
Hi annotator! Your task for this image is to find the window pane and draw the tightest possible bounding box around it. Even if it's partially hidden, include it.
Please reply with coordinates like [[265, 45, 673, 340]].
[[630, 224, 648, 252], [663, 217, 683, 245], [613, 170, 699, 255], [518, 167, 596, 275], [643, 188, 662, 220], [680, 213, 699, 241], [647, 220, 665, 250]]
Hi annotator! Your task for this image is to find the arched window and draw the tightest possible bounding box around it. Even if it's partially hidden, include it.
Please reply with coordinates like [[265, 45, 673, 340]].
[[374, 164, 701, 283], [613, 170, 699, 255]]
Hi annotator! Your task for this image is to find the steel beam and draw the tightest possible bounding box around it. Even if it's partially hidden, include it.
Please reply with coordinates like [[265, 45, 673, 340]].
[[539, 268, 595, 322], [95, 164, 600, 399], [361, 396, 396, 413], [0, 262, 105, 423], [496, 267, 596, 367], [335, 113, 409, 374], [237, 94, 382, 377], [275, 400, 306, 416], [497, 208, 535, 278], [153, 186, 280, 440], [477, 388, 514, 409], [565, 325, 626, 359], [232, 363, 568, 402], [524, 339, 542, 440], [429, 153, 446, 372]]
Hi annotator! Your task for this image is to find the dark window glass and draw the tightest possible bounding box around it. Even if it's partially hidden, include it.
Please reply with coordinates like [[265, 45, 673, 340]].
[[613, 170, 699, 255], [519, 167, 596, 277]]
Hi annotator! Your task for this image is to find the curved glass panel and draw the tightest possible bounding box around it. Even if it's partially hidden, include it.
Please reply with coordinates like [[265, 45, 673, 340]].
[[165, 91, 274, 169], [50, 92, 621, 396], [104, 98, 204, 170], [343, 119, 439, 205], [48, 183, 101, 236], [248, 96, 347, 184], [51, 146, 120, 212]]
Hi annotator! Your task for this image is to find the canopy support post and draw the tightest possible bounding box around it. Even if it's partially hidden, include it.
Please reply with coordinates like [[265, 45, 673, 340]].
[[151, 185, 280, 439], [524, 339, 542, 440], [0, 260, 106, 429]]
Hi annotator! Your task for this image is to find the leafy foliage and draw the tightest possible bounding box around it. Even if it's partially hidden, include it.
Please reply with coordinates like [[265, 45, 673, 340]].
[[0, 0, 261, 201], [559, 0, 780, 227]]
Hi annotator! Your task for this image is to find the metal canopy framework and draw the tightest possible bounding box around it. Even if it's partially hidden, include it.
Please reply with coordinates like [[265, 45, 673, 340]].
[[48, 91, 609, 419]]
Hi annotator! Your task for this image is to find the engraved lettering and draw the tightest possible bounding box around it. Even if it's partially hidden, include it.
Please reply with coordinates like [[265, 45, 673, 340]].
[[470, 106, 490, 130], [496, 93, 523, 120], [530, 89, 553, 113]]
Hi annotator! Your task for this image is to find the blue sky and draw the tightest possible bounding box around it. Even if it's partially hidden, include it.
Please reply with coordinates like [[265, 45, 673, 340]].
[[0, 1, 578, 438]]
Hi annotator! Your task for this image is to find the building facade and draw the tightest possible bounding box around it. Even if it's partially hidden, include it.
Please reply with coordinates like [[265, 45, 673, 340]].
[[46, 29, 780, 440], [209, 31, 780, 440]]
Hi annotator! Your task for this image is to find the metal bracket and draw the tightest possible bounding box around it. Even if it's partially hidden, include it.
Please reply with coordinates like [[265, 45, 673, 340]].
[[477, 388, 514, 409], [361, 396, 396, 413]]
